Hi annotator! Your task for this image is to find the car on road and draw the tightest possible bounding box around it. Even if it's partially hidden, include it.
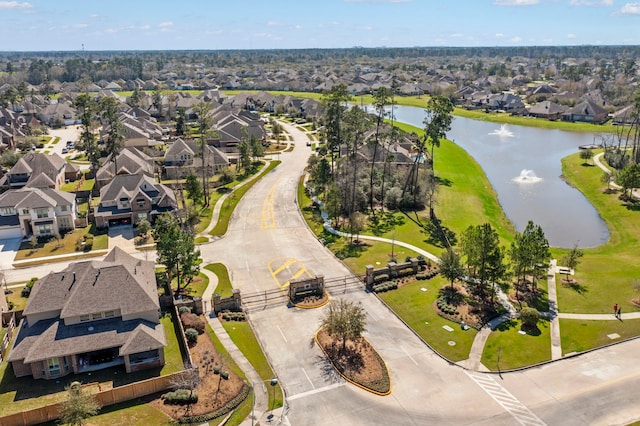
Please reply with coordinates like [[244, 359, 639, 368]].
[[61, 148, 69, 154]]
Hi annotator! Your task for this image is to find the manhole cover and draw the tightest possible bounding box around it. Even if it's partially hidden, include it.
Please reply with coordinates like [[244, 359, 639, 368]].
[[448, 341, 456, 346]]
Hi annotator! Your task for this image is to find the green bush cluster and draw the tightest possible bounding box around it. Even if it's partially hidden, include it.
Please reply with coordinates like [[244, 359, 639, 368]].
[[372, 281, 398, 293], [436, 296, 459, 316], [75, 234, 93, 251], [220, 312, 246, 321], [162, 389, 198, 405], [416, 270, 439, 280], [177, 384, 250, 424], [373, 274, 389, 284], [184, 328, 198, 344], [21, 277, 38, 297], [179, 306, 192, 314]]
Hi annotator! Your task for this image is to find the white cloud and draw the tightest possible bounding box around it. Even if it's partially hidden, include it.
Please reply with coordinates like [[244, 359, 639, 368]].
[[74, 23, 89, 29], [567, 33, 577, 39], [569, 0, 613, 5], [495, 33, 505, 38], [358, 25, 374, 31], [158, 21, 174, 28], [106, 28, 117, 33], [267, 21, 282, 27], [89, 13, 98, 18], [619, 2, 640, 14], [493, 0, 538, 5], [510, 36, 523, 42], [450, 33, 464, 38], [0, 1, 32, 10]]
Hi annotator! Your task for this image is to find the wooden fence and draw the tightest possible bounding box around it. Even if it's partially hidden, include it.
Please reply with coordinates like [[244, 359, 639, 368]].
[[0, 372, 181, 426]]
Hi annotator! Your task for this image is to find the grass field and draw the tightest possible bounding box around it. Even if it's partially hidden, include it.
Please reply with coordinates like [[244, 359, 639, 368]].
[[481, 319, 551, 371], [205, 263, 234, 297], [560, 318, 640, 355], [220, 320, 284, 410], [378, 276, 477, 362], [14, 227, 108, 261], [557, 152, 640, 314]]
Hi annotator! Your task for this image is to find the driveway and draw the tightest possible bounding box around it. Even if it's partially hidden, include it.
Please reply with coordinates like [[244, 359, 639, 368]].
[[0, 237, 21, 271], [108, 227, 136, 253]]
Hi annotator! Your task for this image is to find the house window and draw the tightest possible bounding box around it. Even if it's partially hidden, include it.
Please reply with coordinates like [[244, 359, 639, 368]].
[[104, 310, 115, 318], [60, 205, 68, 212], [36, 208, 49, 219], [138, 213, 147, 221], [91, 312, 103, 320], [137, 199, 145, 208], [79, 314, 91, 322], [37, 224, 52, 235], [22, 209, 29, 215], [120, 197, 130, 208], [48, 358, 61, 376], [0, 208, 13, 215]]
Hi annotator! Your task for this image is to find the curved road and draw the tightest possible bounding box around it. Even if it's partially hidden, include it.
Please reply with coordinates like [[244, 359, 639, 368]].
[[196, 123, 640, 425], [5, 127, 640, 425]]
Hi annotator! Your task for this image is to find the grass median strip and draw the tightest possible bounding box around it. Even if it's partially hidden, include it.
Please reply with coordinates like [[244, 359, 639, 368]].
[[210, 161, 281, 236]]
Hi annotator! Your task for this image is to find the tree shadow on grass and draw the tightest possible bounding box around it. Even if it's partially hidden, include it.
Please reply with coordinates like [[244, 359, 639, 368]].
[[561, 279, 588, 295], [495, 318, 518, 332], [367, 212, 405, 236], [421, 220, 457, 248], [434, 176, 452, 187], [521, 325, 542, 336]]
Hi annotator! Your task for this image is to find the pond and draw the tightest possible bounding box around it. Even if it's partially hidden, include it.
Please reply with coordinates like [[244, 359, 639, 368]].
[[383, 105, 610, 248]]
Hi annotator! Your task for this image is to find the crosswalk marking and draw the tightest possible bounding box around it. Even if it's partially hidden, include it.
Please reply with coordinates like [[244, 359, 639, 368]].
[[466, 371, 546, 426]]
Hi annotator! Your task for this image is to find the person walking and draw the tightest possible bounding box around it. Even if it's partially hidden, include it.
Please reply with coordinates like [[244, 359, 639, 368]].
[[614, 303, 618, 317]]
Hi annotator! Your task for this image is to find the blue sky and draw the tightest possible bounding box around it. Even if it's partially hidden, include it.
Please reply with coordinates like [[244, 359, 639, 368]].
[[1, 0, 639, 51]]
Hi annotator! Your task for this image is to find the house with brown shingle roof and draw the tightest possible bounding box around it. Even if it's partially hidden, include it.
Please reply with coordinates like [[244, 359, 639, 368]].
[[2, 152, 79, 190], [95, 147, 156, 189], [562, 98, 608, 124], [164, 138, 229, 179], [94, 174, 177, 228], [7, 247, 165, 379]]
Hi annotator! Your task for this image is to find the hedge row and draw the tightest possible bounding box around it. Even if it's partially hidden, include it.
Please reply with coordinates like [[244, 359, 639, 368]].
[[416, 269, 439, 280], [372, 281, 398, 293], [162, 389, 198, 405], [178, 383, 250, 424], [221, 312, 246, 322]]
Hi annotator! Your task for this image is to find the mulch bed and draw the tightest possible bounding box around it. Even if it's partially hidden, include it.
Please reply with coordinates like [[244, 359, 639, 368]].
[[148, 316, 246, 421], [315, 328, 390, 395], [291, 291, 329, 308]]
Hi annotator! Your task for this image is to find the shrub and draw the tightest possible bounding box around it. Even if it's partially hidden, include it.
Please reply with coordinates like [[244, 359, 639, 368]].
[[162, 389, 198, 405], [220, 371, 229, 380], [178, 306, 192, 315], [520, 307, 540, 330], [181, 313, 205, 334], [21, 286, 32, 297], [184, 328, 198, 344], [416, 273, 427, 280], [27, 278, 38, 289]]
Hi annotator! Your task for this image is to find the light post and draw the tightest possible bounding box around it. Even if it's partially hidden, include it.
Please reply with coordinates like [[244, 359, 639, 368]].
[[251, 377, 278, 425]]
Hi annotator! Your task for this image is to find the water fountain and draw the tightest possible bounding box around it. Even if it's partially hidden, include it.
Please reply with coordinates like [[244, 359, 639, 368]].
[[513, 169, 542, 184], [489, 124, 514, 137]]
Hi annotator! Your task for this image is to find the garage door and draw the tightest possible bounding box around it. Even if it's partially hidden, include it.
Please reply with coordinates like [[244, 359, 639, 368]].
[[0, 227, 23, 239]]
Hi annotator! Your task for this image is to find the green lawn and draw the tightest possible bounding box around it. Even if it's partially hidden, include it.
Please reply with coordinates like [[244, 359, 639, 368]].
[[560, 318, 640, 355], [481, 319, 551, 371], [176, 272, 208, 298], [5, 286, 29, 311], [205, 263, 233, 297], [0, 314, 183, 417], [14, 227, 108, 261], [378, 277, 477, 362], [557, 152, 640, 314], [57, 399, 173, 426], [60, 178, 95, 192], [220, 320, 284, 410]]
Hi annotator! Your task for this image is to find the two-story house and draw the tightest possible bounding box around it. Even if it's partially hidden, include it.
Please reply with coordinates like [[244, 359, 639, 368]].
[[95, 147, 156, 190], [94, 174, 177, 228], [0, 187, 77, 239], [7, 247, 166, 379], [1, 152, 81, 190], [164, 138, 229, 179]]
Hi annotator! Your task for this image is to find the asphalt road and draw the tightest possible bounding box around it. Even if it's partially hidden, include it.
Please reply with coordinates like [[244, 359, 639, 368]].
[[6, 122, 640, 425]]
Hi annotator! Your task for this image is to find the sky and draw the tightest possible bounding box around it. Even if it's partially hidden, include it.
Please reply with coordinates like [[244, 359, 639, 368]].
[[1, 0, 639, 51]]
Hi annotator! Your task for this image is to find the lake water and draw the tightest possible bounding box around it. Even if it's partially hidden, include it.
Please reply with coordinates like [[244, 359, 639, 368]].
[[383, 105, 610, 248]]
